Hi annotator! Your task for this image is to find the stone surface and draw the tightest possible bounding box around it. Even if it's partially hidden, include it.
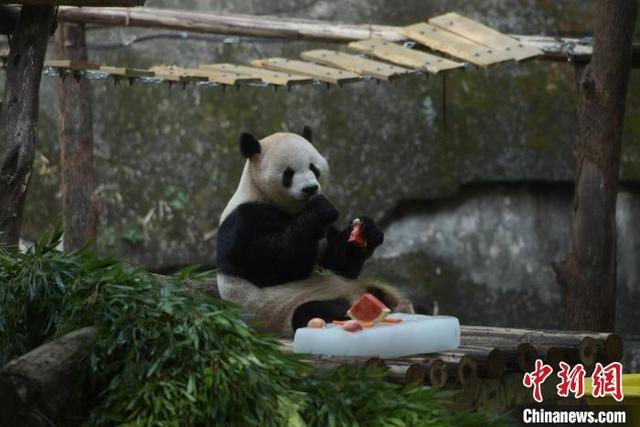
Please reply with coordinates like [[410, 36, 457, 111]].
[[366, 184, 640, 336]]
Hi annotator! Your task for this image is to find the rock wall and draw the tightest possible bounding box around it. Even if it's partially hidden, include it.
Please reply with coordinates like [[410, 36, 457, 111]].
[[366, 184, 639, 335]]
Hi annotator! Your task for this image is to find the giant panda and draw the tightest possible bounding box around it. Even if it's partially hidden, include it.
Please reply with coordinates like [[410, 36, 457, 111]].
[[216, 127, 413, 337]]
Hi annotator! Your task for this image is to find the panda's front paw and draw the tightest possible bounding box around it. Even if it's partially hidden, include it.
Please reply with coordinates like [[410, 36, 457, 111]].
[[351, 216, 384, 248], [307, 195, 339, 225]]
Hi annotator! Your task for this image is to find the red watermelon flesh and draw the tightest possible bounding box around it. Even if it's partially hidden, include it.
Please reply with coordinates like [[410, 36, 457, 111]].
[[347, 293, 391, 323], [347, 220, 367, 247]]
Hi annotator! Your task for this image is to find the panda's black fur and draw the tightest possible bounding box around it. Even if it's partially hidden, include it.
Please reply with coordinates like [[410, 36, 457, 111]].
[[216, 128, 409, 334], [217, 198, 384, 287], [217, 199, 385, 329]]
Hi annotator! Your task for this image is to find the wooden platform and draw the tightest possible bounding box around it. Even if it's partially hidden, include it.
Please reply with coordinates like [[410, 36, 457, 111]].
[[281, 325, 623, 413]]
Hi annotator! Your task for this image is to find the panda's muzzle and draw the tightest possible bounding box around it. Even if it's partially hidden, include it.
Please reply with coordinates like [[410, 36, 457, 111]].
[[302, 184, 319, 196]]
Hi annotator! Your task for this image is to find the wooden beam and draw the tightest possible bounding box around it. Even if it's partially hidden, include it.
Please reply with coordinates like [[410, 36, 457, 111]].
[[348, 39, 463, 74], [300, 49, 410, 81], [0, 5, 56, 246], [252, 58, 360, 84], [201, 63, 312, 86], [57, 7, 402, 43], [55, 22, 99, 251], [55, 7, 635, 63]]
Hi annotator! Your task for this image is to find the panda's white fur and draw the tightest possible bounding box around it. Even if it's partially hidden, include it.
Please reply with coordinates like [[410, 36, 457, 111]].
[[217, 131, 413, 337], [220, 132, 329, 222]]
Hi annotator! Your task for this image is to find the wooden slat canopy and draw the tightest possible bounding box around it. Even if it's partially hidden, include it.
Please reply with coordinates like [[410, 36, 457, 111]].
[[252, 58, 360, 84], [1, 12, 589, 89], [348, 38, 463, 74], [401, 23, 513, 67], [429, 12, 542, 61], [300, 49, 409, 81], [200, 63, 312, 86]]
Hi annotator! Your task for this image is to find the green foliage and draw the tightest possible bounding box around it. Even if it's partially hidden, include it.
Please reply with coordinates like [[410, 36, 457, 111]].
[[122, 227, 144, 245], [0, 230, 81, 362], [0, 232, 510, 427]]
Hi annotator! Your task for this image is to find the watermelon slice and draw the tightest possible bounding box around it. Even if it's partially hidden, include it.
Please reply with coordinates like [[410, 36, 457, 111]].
[[347, 293, 390, 323], [347, 219, 367, 247]]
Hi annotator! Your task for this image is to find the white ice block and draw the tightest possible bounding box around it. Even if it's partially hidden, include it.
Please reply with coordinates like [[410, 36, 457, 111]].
[[293, 313, 460, 358]]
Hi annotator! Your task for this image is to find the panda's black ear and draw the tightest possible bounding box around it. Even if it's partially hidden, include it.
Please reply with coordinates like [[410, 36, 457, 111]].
[[301, 126, 312, 143], [239, 133, 261, 159]]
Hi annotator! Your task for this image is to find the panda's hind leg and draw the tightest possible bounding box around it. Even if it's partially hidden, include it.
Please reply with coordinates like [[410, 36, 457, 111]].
[[291, 298, 351, 331]]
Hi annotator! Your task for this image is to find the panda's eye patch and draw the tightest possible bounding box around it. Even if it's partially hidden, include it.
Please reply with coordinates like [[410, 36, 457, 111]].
[[309, 163, 320, 178], [282, 167, 295, 188]]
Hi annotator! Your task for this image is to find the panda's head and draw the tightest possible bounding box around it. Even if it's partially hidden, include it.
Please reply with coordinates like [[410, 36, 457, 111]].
[[239, 127, 329, 214]]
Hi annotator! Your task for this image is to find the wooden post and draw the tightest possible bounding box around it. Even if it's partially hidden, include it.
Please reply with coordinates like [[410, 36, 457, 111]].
[[0, 5, 56, 247], [55, 23, 98, 251], [555, 0, 638, 331]]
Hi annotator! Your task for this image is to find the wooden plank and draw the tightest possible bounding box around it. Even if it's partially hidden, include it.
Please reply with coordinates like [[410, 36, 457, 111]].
[[300, 49, 409, 81], [200, 63, 312, 86], [150, 65, 260, 85], [401, 23, 513, 67], [148, 65, 206, 83], [348, 38, 463, 74], [189, 68, 261, 86], [429, 13, 542, 61], [251, 57, 360, 84], [98, 65, 155, 78], [44, 59, 100, 71]]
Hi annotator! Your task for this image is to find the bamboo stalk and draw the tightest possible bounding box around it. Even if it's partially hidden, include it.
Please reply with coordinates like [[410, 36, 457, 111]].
[[439, 354, 478, 385], [404, 359, 448, 387]]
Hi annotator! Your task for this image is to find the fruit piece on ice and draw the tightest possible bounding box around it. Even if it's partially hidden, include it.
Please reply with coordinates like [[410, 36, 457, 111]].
[[342, 320, 363, 332], [307, 318, 326, 328], [347, 293, 391, 323]]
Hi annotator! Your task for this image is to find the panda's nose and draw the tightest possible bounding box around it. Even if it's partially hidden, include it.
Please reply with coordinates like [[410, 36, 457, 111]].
[[302, 184, 319, 195]]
